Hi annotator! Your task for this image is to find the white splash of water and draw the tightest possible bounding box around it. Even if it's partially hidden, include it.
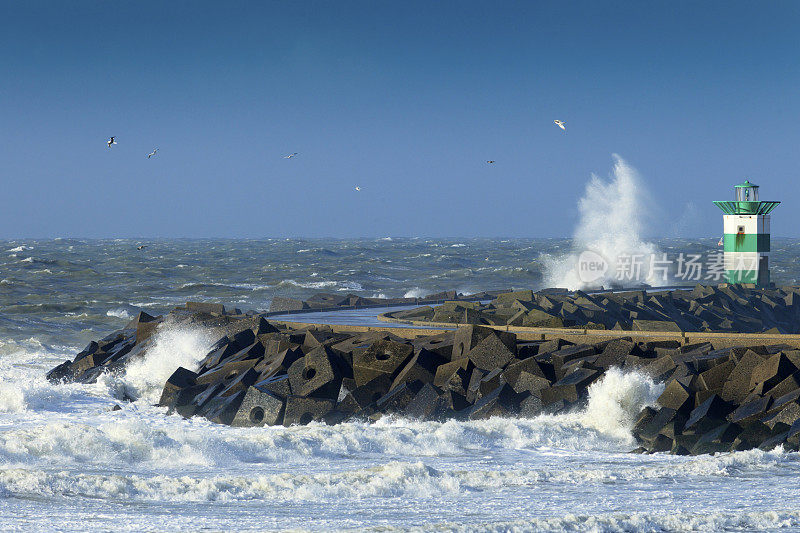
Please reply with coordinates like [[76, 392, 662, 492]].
[[107, 325, 214, 404], [404, 288, 426, 298], [0, 383, 26, 413], [543, 155, 662, 290], [577, 368, 664, 442]]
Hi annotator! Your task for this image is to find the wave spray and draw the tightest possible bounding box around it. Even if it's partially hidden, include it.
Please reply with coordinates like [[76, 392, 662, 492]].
[[544, 155, 663, 290]]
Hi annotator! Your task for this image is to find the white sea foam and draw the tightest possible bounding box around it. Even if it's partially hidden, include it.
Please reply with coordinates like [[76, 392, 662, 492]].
[[336, 281, 363, 292], [399, 510, 800, 533], [543, 155, 662, 290], [6, 246, 31, 253], [106, 308, 132, 320], [278, 279, 337, 289]]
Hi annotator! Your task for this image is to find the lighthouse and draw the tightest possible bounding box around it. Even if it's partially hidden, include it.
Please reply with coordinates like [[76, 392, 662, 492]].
[[713, 180, 780, 286]]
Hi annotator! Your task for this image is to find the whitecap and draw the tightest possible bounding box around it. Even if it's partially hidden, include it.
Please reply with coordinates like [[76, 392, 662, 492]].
[[106, 308, 132, 320]]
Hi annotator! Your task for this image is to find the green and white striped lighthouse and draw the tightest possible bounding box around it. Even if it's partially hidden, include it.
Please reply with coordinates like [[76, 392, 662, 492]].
[[713, 180, 780, 286]]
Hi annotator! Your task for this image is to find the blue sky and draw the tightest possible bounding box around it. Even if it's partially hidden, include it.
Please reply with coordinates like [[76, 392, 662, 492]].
[[1, 1, 798, 238]]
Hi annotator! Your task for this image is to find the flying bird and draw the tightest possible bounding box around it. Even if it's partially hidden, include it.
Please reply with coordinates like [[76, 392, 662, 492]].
[[355, 186, 361, 192], [486, 160, 495, 164], [137, 245, 147, 250], [107, 136, 117, 147], [554, 120, 566, 131], [147, 149, 158, 159], [284, 153, 298, 159]]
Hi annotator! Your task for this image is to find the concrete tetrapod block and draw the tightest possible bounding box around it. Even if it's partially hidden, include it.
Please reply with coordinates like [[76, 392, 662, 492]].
[[352, 340, 414, 387], [452, 325, 515, 361], [159, 367, 198, 407], [126, 311, 161, 344], [375, 380, 424, 413], [635, 407, 681, 443], [224, 342, 266, 363], [540, 367, 599, 405], [255, 347, 304, 380], [761, 401, 800, 430], [550, 345, 597, 378], [218, 367, 261, 398], [721, 350, 769, 404], [287, 346, 341, 400], [433, 357, 472, 396], [340, 374, 393, 412], [513, 371, 552, 396], [641, 356, 678, 383], [202, 391, 246, 425], [169, 384, 210, 417], [683, 394, 734, 434], [403, 383, 443, 420], [763, 372, 800, 401], [462, 330, 517, 371], [691, 423, 743, 455], [230, 386, 285, 427], [411, 332, 456, 360], [253, 374, 292, 399], [390, 348, 445, 391], [468, 384, 519, 420], [283, 396, 335, 426], [502, 357, 547, 389], [657, 380, 694, 414], [594, 339, 637, 368], [466, 368, 486, 403], [519, 393, 544, 418], [749, 353, 799, 391], [698, 360, 735, 391], [269, 297, 307, 313], [728, 396, 773, 424], [196, 359, 261, 387]]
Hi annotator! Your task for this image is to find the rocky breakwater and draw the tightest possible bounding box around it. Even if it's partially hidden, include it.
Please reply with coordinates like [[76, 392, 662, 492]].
[[268, 289, 508, 313], [45, 299, 800, 454], [386, 284, 800, 333], [631, 342, 800, 454]]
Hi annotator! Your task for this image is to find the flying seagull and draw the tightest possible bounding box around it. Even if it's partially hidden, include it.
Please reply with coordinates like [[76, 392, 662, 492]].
[[355, 186, 361, 192], [554, 120, 566, 131], [486, 160, 495, 164], [137, 245, 147, 250], [147, 149, 158, 159], [107, 136, 117, 147], [284, 152, 298, 159]]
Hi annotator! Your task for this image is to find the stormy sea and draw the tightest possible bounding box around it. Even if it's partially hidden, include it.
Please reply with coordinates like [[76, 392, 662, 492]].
[[1, 237, 800, 531]]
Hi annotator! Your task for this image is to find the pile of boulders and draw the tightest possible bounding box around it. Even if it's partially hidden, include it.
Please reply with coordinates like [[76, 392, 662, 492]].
[[632, 342, 800, 454], [269, 289, 508, 313], [45, 298, 800, 454], [388, 284, 800, 333]]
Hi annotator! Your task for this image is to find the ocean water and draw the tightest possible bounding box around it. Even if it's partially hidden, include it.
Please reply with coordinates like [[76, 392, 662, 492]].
[[2, 238, 800, 532]]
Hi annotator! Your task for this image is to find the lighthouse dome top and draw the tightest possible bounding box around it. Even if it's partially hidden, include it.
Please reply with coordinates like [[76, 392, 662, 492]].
[[713, 179, 779, 215]]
